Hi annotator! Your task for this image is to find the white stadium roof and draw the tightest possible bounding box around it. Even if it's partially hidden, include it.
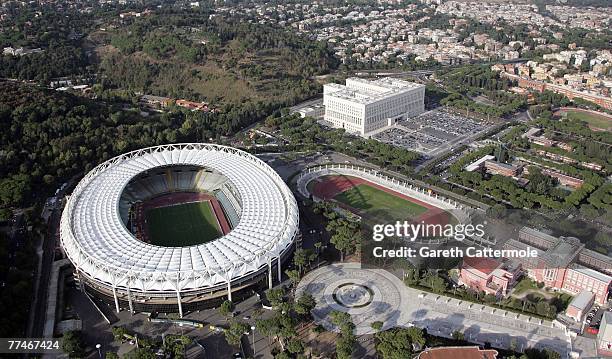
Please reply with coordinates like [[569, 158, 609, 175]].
[[60, 144, 299, 293]]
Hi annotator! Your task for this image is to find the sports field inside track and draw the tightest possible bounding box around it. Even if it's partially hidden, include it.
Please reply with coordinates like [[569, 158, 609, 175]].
[[558, 109, 611, 131], [145, 201, 222, 246], [333, 183, 429, 222]]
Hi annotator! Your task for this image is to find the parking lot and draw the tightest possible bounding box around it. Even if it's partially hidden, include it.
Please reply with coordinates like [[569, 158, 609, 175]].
[[373, 108, 496, 156], [584, 304, 609, 337], [373, 127, 444, 153]]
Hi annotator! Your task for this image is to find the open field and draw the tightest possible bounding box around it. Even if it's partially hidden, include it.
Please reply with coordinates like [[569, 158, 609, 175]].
[[557, 108, 612, 131], [145, 201, 222, 246]]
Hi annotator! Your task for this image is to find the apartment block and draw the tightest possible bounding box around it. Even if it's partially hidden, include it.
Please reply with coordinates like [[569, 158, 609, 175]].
[[504, 227, 612, 305]]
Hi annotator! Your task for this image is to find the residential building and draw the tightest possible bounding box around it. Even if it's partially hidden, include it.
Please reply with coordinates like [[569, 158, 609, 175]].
[[464, 155, 495, 172], [323, 77, 425, 137], [140, 95, 173, 109], [562, 265, 611, 305], [541, 169, 584, 189], [3, 47, 43, 56], [581, 162, 603, 171], [530, 137, 555, 147], [535, 150, 577, 164], [501, 72, 612, 110], [484, 160, 521, 177], [522, 127, 542, 138], [504, 227, 612, 304], [598, 312, 612, 356], [565, 290, 595, 322], [175, 99, 209, 111], [459, 257, 522, 297]]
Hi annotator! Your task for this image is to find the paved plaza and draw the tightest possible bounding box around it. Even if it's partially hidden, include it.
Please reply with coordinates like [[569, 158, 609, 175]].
[[296, 262, 406, 335], [296, 263, 590, 357]]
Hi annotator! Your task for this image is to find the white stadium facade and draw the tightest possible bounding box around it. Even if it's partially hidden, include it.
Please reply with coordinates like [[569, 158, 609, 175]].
[[60, 144, 299, 316]]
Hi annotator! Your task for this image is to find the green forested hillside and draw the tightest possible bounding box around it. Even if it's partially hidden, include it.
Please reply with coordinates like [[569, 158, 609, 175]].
[[96, 12, 338, 103]]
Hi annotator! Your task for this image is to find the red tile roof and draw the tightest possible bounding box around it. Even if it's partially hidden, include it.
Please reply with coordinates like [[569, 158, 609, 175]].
[[463, 257, 500, 276]]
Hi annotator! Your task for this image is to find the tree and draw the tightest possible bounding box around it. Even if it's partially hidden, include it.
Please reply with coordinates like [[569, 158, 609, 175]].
[[265, 287, 285, 308], [336, 332, 356, 359], [522, 348, 561, 359], [495, 145, 508, 163], [404, 268, 420, 286], [0, 208, 12, 222], [329, 310, 356, 358], [452, 330, 465, 341], [285, 269, 300, 290], [162, 335, 191, 358], [293, 248, 307, 275], [294, 292, 316, 318], [371, 321, 383, 331], [330, 311, 354, 333], [330, 224, 359, 261], [105, 353, 120, 359], [274, 352, 291, 359], [111, 326, 129, 341], [225, 321, 249, 345], [426, 274, 447, 294], [124, 347, 156, 359], [61, 331, 85, 358], [314, 241, 322, 266], [219, 300, 234, 318], [487, 204, 507, 219], [286, 338, 304, 354], [374, 327, 425, 359]]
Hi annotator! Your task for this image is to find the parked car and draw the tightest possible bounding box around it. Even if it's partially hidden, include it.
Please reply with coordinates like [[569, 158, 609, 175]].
[[587, 326, 599, 335]]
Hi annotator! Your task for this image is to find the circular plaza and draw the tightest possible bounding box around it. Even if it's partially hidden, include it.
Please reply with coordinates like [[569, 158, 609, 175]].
[[295, 262, 409, 335]]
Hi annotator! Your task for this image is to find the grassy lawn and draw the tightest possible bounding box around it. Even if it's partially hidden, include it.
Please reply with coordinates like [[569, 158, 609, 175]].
[[145, 201, 222, 247], [333, 184, 429, 222], [512, 277, 539, 295], [561, 110, 611, 131], [510, 278, 574, 312]]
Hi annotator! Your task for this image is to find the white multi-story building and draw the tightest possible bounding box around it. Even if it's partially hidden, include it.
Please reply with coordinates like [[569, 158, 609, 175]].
[[323, 77, 425, 137]]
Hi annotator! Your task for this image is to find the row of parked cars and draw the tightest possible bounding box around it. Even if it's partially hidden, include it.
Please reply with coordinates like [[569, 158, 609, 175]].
[[586, 305, 602, 334]]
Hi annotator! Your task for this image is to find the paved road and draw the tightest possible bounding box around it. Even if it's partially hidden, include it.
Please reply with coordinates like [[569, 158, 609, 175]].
[[29, 209, 60, 339], [289, 97, 323, 112], [28, 175, 79, 340], [69, 280, 285, 358]]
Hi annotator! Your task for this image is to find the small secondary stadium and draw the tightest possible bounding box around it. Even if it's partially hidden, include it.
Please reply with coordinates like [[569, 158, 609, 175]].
[[60, 144, 299, 315], [297, 164, 472, 234], [310, 174, 442, 223], [303, 170, 462, 228]]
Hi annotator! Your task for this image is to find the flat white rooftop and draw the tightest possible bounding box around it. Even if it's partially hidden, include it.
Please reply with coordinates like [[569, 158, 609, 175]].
[[465, 155, 495, 172], [324, 77, 425, 105]]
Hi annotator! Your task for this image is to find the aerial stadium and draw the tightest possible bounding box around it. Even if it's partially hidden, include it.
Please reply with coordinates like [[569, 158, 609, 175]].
[[60, 144, 299, 316]]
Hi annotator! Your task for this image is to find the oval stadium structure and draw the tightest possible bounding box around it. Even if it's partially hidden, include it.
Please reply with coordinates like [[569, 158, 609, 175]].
[[60, 144, 299, 316]]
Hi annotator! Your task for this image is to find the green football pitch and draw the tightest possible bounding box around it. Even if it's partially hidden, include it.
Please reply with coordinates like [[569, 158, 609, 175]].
[[145, 201, 222, 247], [333, 184, 429, 222], [561, 110, 611, 131]]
